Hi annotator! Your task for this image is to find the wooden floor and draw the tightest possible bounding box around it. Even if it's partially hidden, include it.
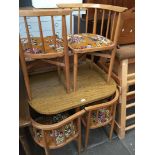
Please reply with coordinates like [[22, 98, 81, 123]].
[[29, 61, 117, 115]]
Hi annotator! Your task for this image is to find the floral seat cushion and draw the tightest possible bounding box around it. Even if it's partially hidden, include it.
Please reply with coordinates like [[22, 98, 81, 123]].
[[21, 36, 64, 55], [67, 33, 114, 50]]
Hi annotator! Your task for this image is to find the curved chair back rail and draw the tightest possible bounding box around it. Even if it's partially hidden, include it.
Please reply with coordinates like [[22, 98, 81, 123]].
[[19, 8, 71, 100], [31, 109, 85, 130], [57, 3, 127, 43], [30, 109, 85, 154], [19, 8, 71, 16]]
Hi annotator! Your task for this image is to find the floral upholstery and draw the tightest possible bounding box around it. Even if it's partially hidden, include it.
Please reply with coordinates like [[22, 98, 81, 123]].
[[67, 33, 113, 50], [21, 36, 64, 54], [33, 112, 77, 145], [90, 108, 111, 126]]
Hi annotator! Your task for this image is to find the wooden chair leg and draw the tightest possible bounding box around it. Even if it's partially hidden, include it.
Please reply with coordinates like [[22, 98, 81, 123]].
[[57, 58, 61, 81], [19, 43, 32, 100], [19, 128, 31, 155], [44, 148, 50, 155], [85, 112, 91, 148], [77, 118, 81, 154], [74, 53, 78, 92], [42, 130, 50, 155], [90, 55, 94, 69], [109, 104, 116, 141], [107, 48, 116, 82], [64, 60, 70, 93]]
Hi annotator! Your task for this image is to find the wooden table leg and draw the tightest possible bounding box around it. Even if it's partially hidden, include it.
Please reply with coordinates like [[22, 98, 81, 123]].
[[74, 53, 78, 92]]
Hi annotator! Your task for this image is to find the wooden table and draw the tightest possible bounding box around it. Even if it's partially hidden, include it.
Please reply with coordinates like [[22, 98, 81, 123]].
[[29, 60, 117, 115]]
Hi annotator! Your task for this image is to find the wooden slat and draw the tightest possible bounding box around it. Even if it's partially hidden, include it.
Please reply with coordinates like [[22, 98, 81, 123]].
[[52, 129, 57, 145], [42, 130, 49, 155], [51, 16, 56, 47], [126, 103, 135, 109], [62, 15, 70, 93], [93, 8, 97, 34], [128, 58, 135, 64], [20, 8, 71, 16], [41, 59, 65, 67], [19, 38, 32, 101], [57, 4, 127, 13], [125, 124, 135, 131], [114, 120, 121, 129], [24, 17, 32, 49], [96, 110, 99, 123], [37, 16, 45, 52], [106, 10, 111, 38], [31, 110, 85, 130], [98, 61, 120, 84], [62, 126, 66, 143], [126, 114, 135, 120], [110, 12, 116, 40], [85, 9, 89, 33], [100, 10, 105, 35], [70, 11, 72, 34], [113, 12, 122, 44], [78, 8, 80, 34], [90, 55, 94, 69], [27, 60, 40, 70], [127, 79, 135, 86], [127, 73, 135, 79], [127, 91, 135, 96]]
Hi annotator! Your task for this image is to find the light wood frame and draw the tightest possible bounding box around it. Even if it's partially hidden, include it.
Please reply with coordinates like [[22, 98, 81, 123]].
[[57, 3, 127, 91], [19, 8, 71, 100], [30, 110, 85, 155], [82, 89, 119, 148]]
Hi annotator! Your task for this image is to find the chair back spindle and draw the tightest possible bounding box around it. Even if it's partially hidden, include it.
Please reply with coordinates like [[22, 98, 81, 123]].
[[37, 16, 45, 52], [100, 10, 105, 35], [24, 16, 32, 49], [57, 3, 127, 44]]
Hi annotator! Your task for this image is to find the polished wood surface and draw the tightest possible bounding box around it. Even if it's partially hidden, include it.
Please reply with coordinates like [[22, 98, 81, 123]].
[[29, 61, 116, 114]]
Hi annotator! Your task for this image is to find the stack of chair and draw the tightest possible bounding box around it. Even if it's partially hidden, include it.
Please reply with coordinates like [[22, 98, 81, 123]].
[[19, 4, 127, 154]]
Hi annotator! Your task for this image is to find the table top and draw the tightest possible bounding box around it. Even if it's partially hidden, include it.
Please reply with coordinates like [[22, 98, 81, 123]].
[[29, 61, 117, 115]]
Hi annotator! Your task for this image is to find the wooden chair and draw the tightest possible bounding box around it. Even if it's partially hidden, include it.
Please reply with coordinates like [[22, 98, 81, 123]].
[[19, 8, 71, 100], [57, 3, 127, 91], [30, 109, 85, 155], [98, 8, 135, 139], [82, 89, 119, 148]]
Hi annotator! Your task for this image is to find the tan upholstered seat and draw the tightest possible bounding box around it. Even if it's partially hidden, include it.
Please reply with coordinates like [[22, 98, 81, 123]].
[[116, 44, 135, 60]]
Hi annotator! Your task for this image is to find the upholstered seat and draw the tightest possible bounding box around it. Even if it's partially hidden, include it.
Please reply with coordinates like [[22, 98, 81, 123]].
[[116, 44, 135, 61]]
